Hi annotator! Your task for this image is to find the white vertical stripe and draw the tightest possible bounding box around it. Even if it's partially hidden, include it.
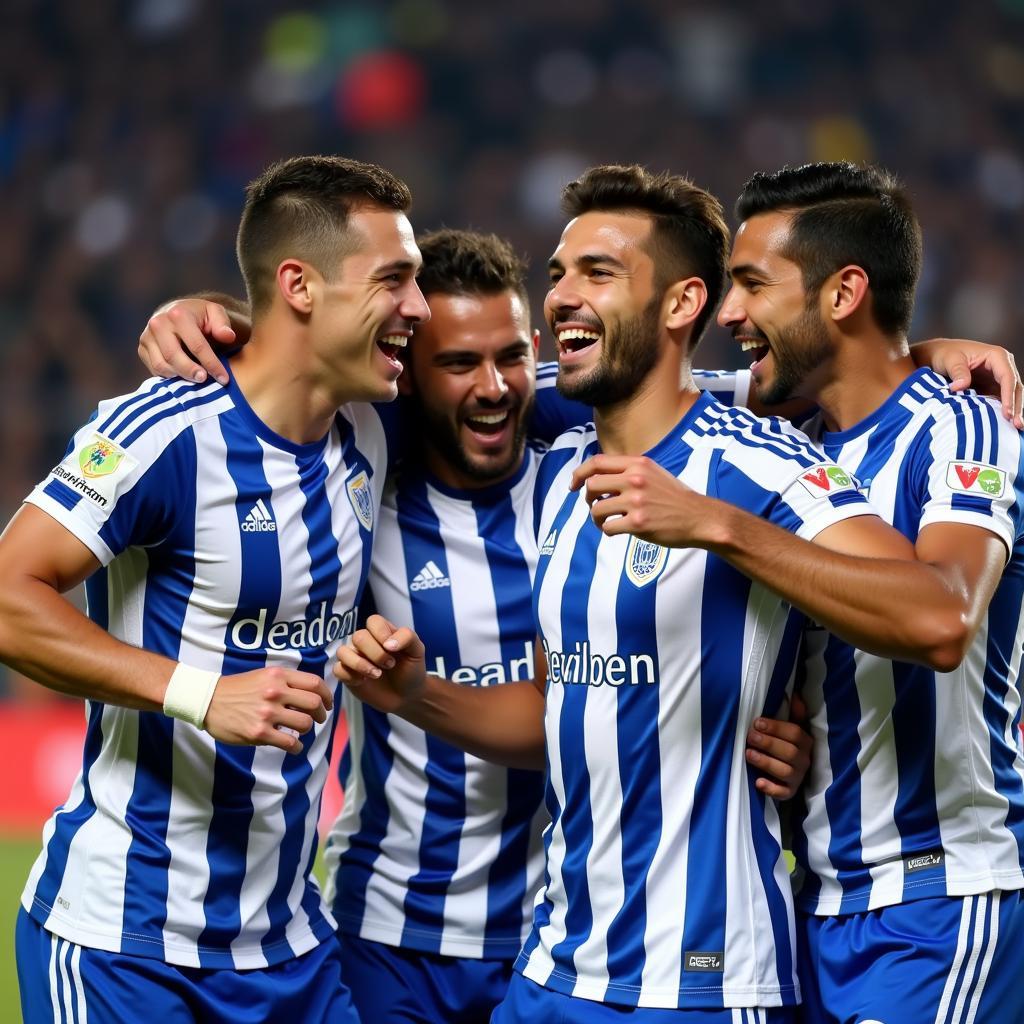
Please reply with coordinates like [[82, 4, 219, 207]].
[[229, 441, 315, 966], [47, 934, 61, 1023], [69, 942, 87, 1024], [162, 422, 233, 963], [57, 939, 75, 1024], [522, 474, 585, 987], [638, 547, 706, 1001], [964, 891, 1000, 1024], [934, 895, 976, 1024], [434, 489, 502, 957], [566, 535, 627, 1001], [950, 894, 988, 1024]]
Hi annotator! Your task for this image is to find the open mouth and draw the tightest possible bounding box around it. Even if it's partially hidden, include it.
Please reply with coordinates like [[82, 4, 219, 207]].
[[376, 334, 409, 361], [738, 336, 770, 370], [464, 410, 512, 437], [556, 327, 602, 358]]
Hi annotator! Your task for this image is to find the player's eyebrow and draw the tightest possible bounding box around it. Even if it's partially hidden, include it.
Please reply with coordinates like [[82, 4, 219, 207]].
[[548, 253, 628, 272], [376, 258, 420, 275], [728, 262, 768, 280]]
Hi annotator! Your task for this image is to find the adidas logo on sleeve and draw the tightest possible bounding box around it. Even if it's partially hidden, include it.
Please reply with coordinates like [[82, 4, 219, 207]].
[[410, 560, 450, 591], [241, 498, 277, 533]]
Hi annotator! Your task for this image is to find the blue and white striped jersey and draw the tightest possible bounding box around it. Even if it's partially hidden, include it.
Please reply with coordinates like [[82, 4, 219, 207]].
[[324, 448, 548, 959], [20, 369, 389, 969], [323, 366, 750, 961], [517, 392, 873, 1009], [792, 369, 1024, 915]]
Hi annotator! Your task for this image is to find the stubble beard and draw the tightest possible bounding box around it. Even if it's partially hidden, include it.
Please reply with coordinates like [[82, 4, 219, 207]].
[[555, 297, 663, 409]]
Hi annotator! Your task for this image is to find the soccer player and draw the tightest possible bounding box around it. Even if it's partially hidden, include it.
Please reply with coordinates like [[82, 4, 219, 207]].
[[714, 162, 1024, 1024], [138, 228, 813, 1023], [0, 155, 429, 1023], [338, 164, 996, 1022]]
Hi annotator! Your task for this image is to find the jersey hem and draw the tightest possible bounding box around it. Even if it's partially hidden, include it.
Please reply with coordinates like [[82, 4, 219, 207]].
[[796, 869, 1024, 915], [515, 957, 798, 1009], [26, 895, 331, 968], [335, 912, 528, 958]]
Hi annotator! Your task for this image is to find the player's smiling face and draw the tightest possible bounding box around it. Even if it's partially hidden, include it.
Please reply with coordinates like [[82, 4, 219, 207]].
[[545, 211, 664, 408], [718, 211, 834, 406], [402, 289, 539, 489], [313, 206, 429, 403]]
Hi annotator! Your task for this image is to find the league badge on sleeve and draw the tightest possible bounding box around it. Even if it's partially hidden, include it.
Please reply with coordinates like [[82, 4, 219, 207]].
[[346, 470, 374, 530], [49, 432, 138, 508], [946, 461, 1006, 498], [797, 463, 857, 498]]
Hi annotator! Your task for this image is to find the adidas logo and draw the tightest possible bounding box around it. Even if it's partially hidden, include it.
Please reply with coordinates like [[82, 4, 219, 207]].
[[540, 529, 558, 556], [241, 498, 277, 533], [410, 560, 450, 591]]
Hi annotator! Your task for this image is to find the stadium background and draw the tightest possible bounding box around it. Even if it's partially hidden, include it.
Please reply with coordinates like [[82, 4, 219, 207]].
[[2, 0, 1023, 1014]]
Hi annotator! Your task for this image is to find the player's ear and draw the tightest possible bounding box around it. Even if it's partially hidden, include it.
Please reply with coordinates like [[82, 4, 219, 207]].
[[531, 329, 540, 358], [664, 277, 707, 333], [277, 259, 315, 315], [827, 265, 869, 323]]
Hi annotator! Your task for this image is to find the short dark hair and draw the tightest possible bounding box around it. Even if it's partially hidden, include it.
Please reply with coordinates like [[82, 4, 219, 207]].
[[735, 162, 922, 335], [560, 164, 730, 346], [236, 155, 412, 315], [416, 229, 529, 306]]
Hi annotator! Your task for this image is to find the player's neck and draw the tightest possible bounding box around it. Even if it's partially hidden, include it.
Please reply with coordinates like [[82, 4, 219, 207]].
[[230, 330, 339, 445], [594, 361, 701, 456], [422, 444, 525, 493], [813, 333, 916, 433]]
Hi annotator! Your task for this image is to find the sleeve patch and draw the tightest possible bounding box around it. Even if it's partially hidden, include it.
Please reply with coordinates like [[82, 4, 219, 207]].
[[47, 433, 139, 509], [796, 463, 857, 499], [945, 461, 1006, 499]]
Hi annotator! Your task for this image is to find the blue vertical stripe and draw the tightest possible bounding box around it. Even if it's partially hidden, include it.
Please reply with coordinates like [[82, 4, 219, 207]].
[[197, 417, 279, 963], [680, 555, 750, 1007], [120, 435, 199, 957], [540, 468, 600, 984], [475, 489, 547, 957], [602, 554, 663, 1000], [30, 703, 105, 928], [261, 439, 344, 956], [396, 477, 465, 952], [332, 702, 396, 927]]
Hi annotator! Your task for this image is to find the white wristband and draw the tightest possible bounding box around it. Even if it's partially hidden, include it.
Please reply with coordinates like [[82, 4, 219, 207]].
[[163, 664, 220, 729]]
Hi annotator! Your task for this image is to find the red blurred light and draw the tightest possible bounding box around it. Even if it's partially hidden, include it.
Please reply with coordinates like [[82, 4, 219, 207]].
[[336, 51, 425, 129]]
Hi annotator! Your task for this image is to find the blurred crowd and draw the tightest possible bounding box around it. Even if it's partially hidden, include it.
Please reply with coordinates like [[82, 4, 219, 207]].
[[2, 0, 1023, 697]]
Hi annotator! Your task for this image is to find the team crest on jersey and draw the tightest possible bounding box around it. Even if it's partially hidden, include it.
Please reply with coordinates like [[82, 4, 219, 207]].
[[346, 471, 374, 530], [797, 462, 856, 498], [946, 461, 1006, 498], [625, 535, 668, 588]]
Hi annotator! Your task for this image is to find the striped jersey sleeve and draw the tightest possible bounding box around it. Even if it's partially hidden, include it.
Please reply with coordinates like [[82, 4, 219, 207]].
[[27, 378, 231, 564], [694, 402, 874, 539], [912, 389, 1024, 554]]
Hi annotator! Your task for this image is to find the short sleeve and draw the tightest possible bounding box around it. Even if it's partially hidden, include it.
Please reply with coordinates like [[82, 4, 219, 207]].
[[25, 409, 197, 566], [915, 399, 1024, 557]]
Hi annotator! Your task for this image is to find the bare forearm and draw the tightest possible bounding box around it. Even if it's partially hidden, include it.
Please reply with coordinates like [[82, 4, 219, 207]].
[[401, 677, 546, 770], [0, 576, 174, 708], [704, 503, 969, 669]]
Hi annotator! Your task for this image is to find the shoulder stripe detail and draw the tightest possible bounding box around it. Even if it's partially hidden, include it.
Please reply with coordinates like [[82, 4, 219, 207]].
[[99, 378, 219, 439], [115, 388, 231, 450]]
